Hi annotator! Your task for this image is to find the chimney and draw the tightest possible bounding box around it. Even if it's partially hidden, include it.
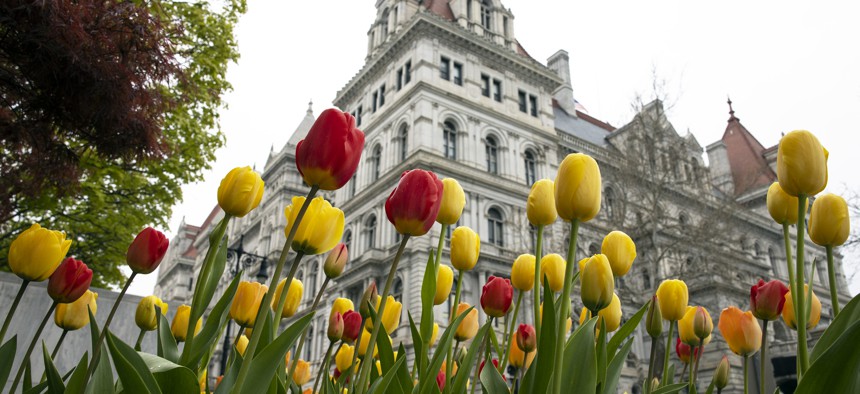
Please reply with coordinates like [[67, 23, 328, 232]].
[[547, 49, 577, 116]]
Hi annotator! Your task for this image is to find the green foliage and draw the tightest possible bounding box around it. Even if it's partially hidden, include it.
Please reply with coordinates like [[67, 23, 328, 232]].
[[479, 358, 508, 394], [798, 293, 860, 393], [0, 336, 16, 392], [42, 343, 65, 393], [811, 293, 860, 362], [236, 313, 314, 394]]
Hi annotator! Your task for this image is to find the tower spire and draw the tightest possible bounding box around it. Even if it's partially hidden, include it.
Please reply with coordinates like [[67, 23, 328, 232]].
[[307, 99, 313, 115], [727, 96, 738, 122]]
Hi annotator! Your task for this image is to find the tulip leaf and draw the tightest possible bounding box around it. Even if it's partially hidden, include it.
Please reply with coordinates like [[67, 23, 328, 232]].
[[213, 353, 243, 394], [526, 279, 558, 394], [564, 317, 598, 393], [0, 336, 17, 392], [418, 306, 473, 394], [796, 319, 860, 394], [395, 343, 414, 392], [238, 312, 314, 394], [451, 322, 490, 394], [184, 273, 241, 369], [155, 306, 180, 363], [666, 362, 675, 385], [43, 342, 65, 393], [369, 355, 406, 394], [597, 318, 608, 388], [376, 325, 397, 383], [651, 382, 687, 394], [64, 352, 89, 394], [479, 356, 508, 394], [420, 251, 437, 366], [86, 307, 114, 394], [106, 331, 162, 394], [704, 378, 715, 394], [138, 353, 199, 394], [607, 300, 649, 358], [407, 312, 428, 376], [187, 218, 230, 353], [811, 291, 860, 363], [603, 337, 633, 394]]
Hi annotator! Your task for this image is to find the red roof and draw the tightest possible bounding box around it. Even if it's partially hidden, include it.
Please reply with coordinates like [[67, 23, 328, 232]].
[[721, 103, 776, 196], [424, 0, 455, 21]]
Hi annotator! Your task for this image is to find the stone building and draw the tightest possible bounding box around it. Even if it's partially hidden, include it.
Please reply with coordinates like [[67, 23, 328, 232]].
[[156, 1, 850, 392]]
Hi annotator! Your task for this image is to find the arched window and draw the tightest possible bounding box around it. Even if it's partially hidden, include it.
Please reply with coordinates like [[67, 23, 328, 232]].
[[443, 121, 457, 159], [381, 9, 389, 37], [371, 145, 382, 181], [364, 215, 377, 250], [768, 247, 781, 276], [487, 207, 504, 246], [754, 242, 763, 257], [343, 230, 353, 254], [480, 0, 492, 30], [524, 150, 537, 185], [398, 125, 408, 161], [486, 136, 499, 174], [605, 187, 616, 219]]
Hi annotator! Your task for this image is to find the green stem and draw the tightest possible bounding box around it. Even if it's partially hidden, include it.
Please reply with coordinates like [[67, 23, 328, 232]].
[[313, 340, 337, 394], [446, 270, 465, 389], [435, 225, 448, 274], [826, 246, 840, 316], [86, 271, 137, 380], [422, 226, 446, 374], [533, 225, 544, 341], [553, 219, 579, 394], [783, 223, 797, 307], [692, 343, 703, 391], [795, 194, 808, 378], [354, 235, 410, 394], [10, 300, 57, 393], [225, 324, 245, 369], [51, 329, 68, 361], [743, 355, 749, 394], [688, 353, 694, 390], [679, 362, 687, 384], [348, 318, 367, 394], [760, 320, 768, 394], [645, 335, 658, 394], [231, 185, 319, 393], [135, 328, 146, 351], [286, 275, 330, 385], [499, 291, 524, 372], [661, 321, 675, 386], [472, 318, 494, 394], [273, 253, 306, 337], [0, 279, 29, 342]]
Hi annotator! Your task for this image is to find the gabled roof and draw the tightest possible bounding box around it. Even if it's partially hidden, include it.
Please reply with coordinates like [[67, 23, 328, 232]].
[[552, 99, 613, 147], [721, 99, 776, 196]]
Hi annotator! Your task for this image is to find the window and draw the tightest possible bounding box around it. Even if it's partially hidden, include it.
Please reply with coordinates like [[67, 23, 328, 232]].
[[529, 225, 537, 250], [492, 79, 502, 102], [518, 90, 527, 113], [396, 69, 403, 91], [372, 91, 378, 112], [488, 207, 504, 246], [605, 187, 616, 219], [524, 150, 536, 185], [453, 62, 463, 86], [404, 61, 411, 84], [768, 247, 780, 276], [371, 145, 382, 181], [381, 9, 389, 37], [347, 285, 362, 304], [391, 277, 404, 336], [529, 94, 538, 117], [481, 74, 491, 97], [503, 16, 508, 36], [467, 0, 473, 20], [440, 57, 450, 80], [305, 324, 314, 359], [307, 263, 318, 299], [349, 174, 356, 197], [364, 215, 377, 250], [443, 121, 457, 159], [481, 0, 492, 30], [343, 230, 353, 253], [398, 125, 408, 161], [486, 136, 499, 174], [378, 85, 386, 108], [355, 106, 363, 127]]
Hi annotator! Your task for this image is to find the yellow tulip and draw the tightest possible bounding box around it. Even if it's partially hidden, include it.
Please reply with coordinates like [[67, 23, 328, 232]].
[[766, 182, 805, 225], [580, 254, 614, 312], [357, 329, 378, 358], [718, 307, 761, 357], [429, 323, 440, 347], [236, 335, 249, 356], [199, 369, 207, 392], [8, 223, 72, 281], [809, 193, 850, 247], [171, 304, 201, 342], [272, 278, 303, 319], [292, 359, 312, 386], [367, 295, 402, 334], [450, 226, 480, 271], [285, 196, 345, 255], [331, 298, 355, 319], [776, 130, 828, 197], [335, 344, 355, 372], [601, 231, 636, 277], [437, 178, 466, 225], [539, 254, 565, 292], [511, 254, 536, 292], [454, 303, 479, 341], [782, 285, 822, 330], [135, 295, 168, 331], [554, 153, 602, 222], [55, 290, 97, 331], [527, 179, 558, 226], [217, 166, 265, 218], [230, 281, 268, 328], [435, 265, 454, 305], [508, 337, 535, 368], [656, 279, 689, 321], [600, 293, 622, 332]]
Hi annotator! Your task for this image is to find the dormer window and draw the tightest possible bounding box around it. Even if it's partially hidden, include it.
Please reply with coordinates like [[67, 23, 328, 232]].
[[481, 0, 492, 30]]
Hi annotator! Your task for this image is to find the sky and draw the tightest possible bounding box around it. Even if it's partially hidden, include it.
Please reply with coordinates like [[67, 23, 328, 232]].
[[126, 0, 860, 296]]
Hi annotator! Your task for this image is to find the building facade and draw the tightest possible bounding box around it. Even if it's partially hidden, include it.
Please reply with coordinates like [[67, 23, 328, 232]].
[[156, 1, 850, 392]]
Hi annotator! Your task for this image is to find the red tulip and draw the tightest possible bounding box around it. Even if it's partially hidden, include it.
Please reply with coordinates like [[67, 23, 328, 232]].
[[675, 337, 700, 364], [481, 276, 513, 318], [328, 311, 344, 341], [479, 358, 499, 376], [127, 227, 169, 274], [750, 279, 789, 321], [384, 170, 444, 236], [342, 310, 363, 343], [436, 369, 446, 391], [48, 257, 93, 303], [516, 324, 536, 353], [295, 108, 366, 191]]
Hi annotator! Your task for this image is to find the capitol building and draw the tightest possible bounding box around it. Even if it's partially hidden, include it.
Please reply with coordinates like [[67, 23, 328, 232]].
[[155, 1, 850, 392]]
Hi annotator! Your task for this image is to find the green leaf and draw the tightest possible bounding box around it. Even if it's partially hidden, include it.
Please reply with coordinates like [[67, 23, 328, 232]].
[[184, 274, 241, 368], [238, 312, 314, 394], [666, 363, 675, 385], [451, 323, 491, 394], [376, 327, 399, 390], [64, 352, 89, 394], [597, 317, 607, 388], [418, 306, 474, 394], [479, 357, 507, 394], [704, 378, 715, 394], [43, 342, 65, 393], [86, 307, 113, 394], [156, 306, 180, 363], [106, 331, 162, 394], [213, 353, 243, 394], [607, 300, 648, 358], [0, 336, 17, 392], [527, 280, 558, 394], [652, 382, 688, 394], [796, 319, 860, 393], [420, 252, 437, 368], [24, 368, 75, 394], [138, 353, 200, 394], [603, 337, 634, 394], [188, 222, 230, 341], [370, 356, 407, 394], [22, 358, 32, 392], [811, 292, 860, 363], [394, 343, 413, 393], [563, 317, 597, 393], [408, 312, 427, 375]]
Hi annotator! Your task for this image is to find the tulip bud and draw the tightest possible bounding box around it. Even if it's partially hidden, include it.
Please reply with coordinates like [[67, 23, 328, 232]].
[[580, 254, 614, 313], [718, 306, 762, 357], [55, 290, 98, 331], [135, 295, 168, 331], [436, 369, 446, 392], [656, 279, 689, 321], [509, 338, 535, 368], [714, 355, 730, 389], [601, 231, 636, 277], [675, 337, 698, 364], [434, 265, 454, 305], [285, 196, 344, 255], [680, 306, 712, 346], [230, 281, 268, 328], [511, 254, 536, 292], [809, 193, 850, 247], [429, 323, 440, 347], [750, 279, 789, 321], [777, 130, 828, 197], [126, 227, 169, 274], [324, 243, 349, 278], [385, 170, 444, 236], [454, 303, 479, 341], [272, 278, 303, 319], [540, 254, 565, 292], [693, 306, 713, 342], [359, 283, 378, 318], [342, 310, 362, 343], [651, 377, 660, 390], [295, 108, 366, 190], [331, 298, 354, 319], [782, 285, 822, 330], [646, 295, 663, 338], [516, 324, 536, 353], [8, 223, 72, 282], [527, 179, 558, 226], [292, 359, 312, 386], [328, 312, 344, 341], [481, 276, 513, 318], [48, 257, 93, 304], [217, 166, 265, 217], [335, 344, 355, 372], [236, 335, 249, 356], [450, 226, 480, 271], [554, 153, 602, 222], [171, 304, 201, 342], [766, 182, 805, 225], [437, 178, 466, 225]]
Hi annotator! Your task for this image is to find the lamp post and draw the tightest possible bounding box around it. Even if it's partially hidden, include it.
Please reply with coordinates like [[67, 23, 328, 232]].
[[219, 234, 269, 375]]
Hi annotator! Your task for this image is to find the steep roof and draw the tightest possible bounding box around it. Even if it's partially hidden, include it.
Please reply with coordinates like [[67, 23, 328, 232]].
[[552, 99, 613, 147], [721, 99, 776, 196]]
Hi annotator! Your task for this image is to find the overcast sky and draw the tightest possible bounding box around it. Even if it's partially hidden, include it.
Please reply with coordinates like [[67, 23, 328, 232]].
[[127, 1, 860, 296]]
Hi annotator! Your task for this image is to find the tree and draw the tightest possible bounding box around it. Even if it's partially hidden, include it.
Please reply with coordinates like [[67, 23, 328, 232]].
[[0, 0, 246, 287]]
